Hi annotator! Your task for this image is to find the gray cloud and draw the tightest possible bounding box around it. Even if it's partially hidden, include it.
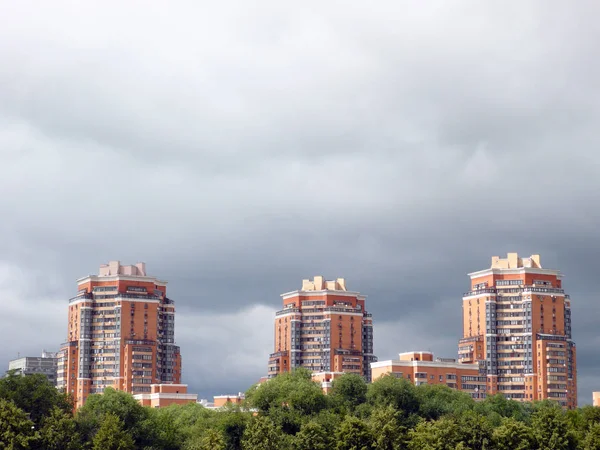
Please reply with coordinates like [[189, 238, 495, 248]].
[[0, 0, 599, 403]]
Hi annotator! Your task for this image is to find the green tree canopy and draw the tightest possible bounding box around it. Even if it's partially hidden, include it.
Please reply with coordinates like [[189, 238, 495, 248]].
[[35, 406, 82, 450], [293, 420, 331, 450], [241, 415, 284, 450], [0, 398, 36, 450], [335, 415, 374, 450], [245, 368, 328, 417], [91, 413, 135, 450], [330, 373, 368, 411], [76, 387, 153, 447], [0, 371, 72, 426], [367, 375, 420, 418], [369, 404, 407, 450], [492, 417, 535, 450]]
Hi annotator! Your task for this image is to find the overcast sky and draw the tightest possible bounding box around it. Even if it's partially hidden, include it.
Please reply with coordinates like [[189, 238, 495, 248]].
[[1, 1, 599, 404]]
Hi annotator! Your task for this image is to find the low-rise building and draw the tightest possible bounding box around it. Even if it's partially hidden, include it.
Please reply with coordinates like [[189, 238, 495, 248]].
[[7, 351, 58, 386], [593, 392, 600, 407], [133, 384, 197, 408], [213, 393, 245, 408], [311, 371, 345, 394], [371, 351, 487, 400]]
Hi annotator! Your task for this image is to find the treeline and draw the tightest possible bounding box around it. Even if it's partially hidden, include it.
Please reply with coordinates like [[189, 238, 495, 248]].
[[1, 369, 599, 449]]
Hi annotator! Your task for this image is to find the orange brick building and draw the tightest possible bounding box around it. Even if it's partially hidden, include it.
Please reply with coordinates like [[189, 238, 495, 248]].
[[594, 392, 600, 407], [57, 261, 182, 408], [371, 351, 487, 399], [134, 384, 197, 408], [268, 276, 376, 381], [213, 393, 245, 408], [458, 253, 577, 408]]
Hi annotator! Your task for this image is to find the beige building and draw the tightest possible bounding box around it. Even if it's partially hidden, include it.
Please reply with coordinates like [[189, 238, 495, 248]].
[[371, 351, 486, 399], [458, 253, 577, 408], [594, 392, 600, 407], [134, 384, 197, 408]]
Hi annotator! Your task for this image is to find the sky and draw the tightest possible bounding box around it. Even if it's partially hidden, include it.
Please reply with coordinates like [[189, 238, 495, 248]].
[[0, 1, 599, 404]]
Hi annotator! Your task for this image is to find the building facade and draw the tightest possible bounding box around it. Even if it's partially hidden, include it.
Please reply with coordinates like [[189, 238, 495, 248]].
[[371, 351, 487, 399], [8, 351, 58, 386], [133, 384, 197, 408], [268, 276, 376, 381], [57, 261, 182, 408], [458, 253, 576, 408], [594, 392, 600, 407]]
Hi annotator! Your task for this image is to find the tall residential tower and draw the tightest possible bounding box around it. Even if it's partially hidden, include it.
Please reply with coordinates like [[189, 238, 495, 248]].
[[268, 276, 376, 381], [458, 253, 576, 408], [57, 261, 181, 408]]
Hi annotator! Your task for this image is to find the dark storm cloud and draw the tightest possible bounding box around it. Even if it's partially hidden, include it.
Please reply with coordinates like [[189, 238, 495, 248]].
[[0, 0, 599, 402]]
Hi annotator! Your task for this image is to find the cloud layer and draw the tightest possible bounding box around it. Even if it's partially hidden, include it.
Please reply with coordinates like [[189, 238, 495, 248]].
[[1, 0, 599, 402]]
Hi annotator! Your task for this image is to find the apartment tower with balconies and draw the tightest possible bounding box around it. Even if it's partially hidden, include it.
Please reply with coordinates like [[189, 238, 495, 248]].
[[458, 253, 577, 408], [268, 276, 376, 382], [57, 261, 181, 408]]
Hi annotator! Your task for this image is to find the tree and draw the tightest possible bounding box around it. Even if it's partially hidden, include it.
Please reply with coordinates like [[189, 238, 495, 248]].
[[367, 375, 419, 418], [91, 413, 135, 450], [415, 384, 474, 421], [474, 394, 530, 426], [0, 398, 36, 450], [0, 371, 72, 426], [241, 416, 284, 450], [184, 428, 226, 450], [369, 405, 407, 450], [531, 404, 578, 450], [583, 423, 600, 450], [335, 415, 374, 450], [76, 387, 152, 446], [293, 421, 330, 450], [215, 407, 250, 450], [454, 410, 492, 450], [35, 406, 82, 450], [245, 368, 327, 417], [492, 417, 535, 450], [330, 374, 368, 411], [407, 417, 462, 450]]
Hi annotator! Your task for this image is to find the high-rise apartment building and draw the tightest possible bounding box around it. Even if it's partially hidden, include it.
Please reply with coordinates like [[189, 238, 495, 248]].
[[57, 261, 181, 408], [268, 276, 376, 381], [458, 253, 576, 408]]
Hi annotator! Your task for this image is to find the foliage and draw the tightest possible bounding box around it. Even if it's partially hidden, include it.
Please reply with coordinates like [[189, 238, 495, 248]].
[[91, 412, 135, 450], [76, 387, 154, 447], [0, 398, 36, 450], [330, 373, 368, 411], [0, 371, 72, 426], [369, 404, 407, 450], [293, 421, 331, 450], [35, 406, 82, 450], [531, 404, 578, 450], [245, 368, 328, 416], [0, 371, 599, 450], [367, 375, 419, 419], [241, 415, 284, 450], [492, 417, 535, 450], [335, 415, 374, 450]]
